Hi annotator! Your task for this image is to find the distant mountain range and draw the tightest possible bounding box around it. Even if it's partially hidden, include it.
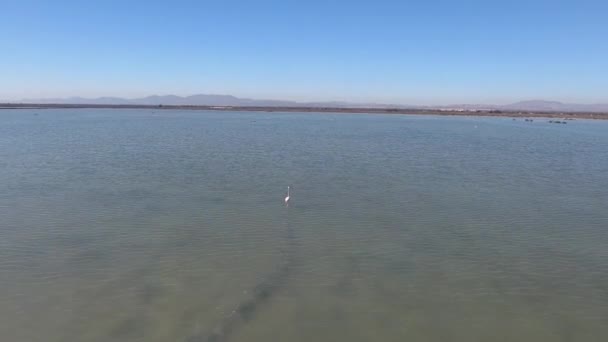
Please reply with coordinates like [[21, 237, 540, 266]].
[[13, 95, 608, 113], [17, 94, 401, 109]]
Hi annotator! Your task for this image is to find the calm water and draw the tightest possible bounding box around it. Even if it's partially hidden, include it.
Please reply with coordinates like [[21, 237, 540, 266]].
[[1, 109, 607, 342]]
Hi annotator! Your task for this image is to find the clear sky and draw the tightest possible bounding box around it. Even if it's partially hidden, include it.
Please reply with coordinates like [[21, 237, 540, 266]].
[[2, 0, 607, 105]]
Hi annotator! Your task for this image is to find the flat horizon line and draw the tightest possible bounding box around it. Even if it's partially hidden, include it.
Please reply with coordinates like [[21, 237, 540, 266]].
[[3, 94, 608, 114], [2, 102, 607, 120]]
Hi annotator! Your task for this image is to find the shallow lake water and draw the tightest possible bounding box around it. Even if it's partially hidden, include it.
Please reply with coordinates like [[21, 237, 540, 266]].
[[1, 109, 607, 341]]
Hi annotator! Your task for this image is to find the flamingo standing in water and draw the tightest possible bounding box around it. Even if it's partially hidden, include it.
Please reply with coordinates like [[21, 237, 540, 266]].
[[284, 186, 290, 205]]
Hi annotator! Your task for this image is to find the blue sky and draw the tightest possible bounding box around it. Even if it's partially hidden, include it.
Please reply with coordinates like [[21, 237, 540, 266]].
[[2, 0, 607, 104]]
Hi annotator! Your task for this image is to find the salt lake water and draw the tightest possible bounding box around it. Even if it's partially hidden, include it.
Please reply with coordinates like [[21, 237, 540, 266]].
[[1, 109, 607, 341]]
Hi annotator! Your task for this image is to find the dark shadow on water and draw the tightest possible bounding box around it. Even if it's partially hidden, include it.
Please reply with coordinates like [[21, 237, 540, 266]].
[[138, 282, 167, 305], [109, 317, 146, 339], [100, 276, 167, 340], [330, 255, 361, 297], [185, 207, 296, 342]]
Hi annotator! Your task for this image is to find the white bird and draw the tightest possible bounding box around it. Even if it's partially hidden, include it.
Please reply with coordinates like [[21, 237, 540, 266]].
[[284, 186, 290, 205]]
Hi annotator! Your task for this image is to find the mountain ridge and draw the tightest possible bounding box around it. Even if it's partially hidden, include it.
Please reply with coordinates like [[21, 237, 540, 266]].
[[14, 95, 608, 113]]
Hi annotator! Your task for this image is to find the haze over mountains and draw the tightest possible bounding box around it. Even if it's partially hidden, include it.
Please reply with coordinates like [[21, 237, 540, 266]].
[[17, 94, 397, 109], [13, 95, 608, 113]]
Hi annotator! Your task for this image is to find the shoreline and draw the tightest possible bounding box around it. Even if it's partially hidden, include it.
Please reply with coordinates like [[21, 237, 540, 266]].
[[1, 103, 607, 120]]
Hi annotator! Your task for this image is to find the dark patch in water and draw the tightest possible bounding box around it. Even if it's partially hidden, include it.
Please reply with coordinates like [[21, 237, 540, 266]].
[[101, 274, 164, 339], [185, 334, 206, 342], [143, 202, 166, 212], [331, 256, 360, 297], [185, 209, 295, 342], [210, 196, 226, 204], [109, 317, 145, 338], [173, 237, 194, 248], [138, 282, 166, 305]]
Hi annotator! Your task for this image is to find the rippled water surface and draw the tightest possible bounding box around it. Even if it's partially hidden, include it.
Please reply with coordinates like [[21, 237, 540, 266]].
[[1, 109, 607, 341]]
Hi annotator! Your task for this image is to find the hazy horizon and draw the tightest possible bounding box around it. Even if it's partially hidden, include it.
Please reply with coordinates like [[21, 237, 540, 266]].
[[2, 0, 607, 104], [9, 92, 608, 107], [3, 93, 608, 109]]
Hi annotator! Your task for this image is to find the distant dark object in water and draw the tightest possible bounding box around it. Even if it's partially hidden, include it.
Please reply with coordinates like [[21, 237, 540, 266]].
[[34, 113, 39, 116]]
